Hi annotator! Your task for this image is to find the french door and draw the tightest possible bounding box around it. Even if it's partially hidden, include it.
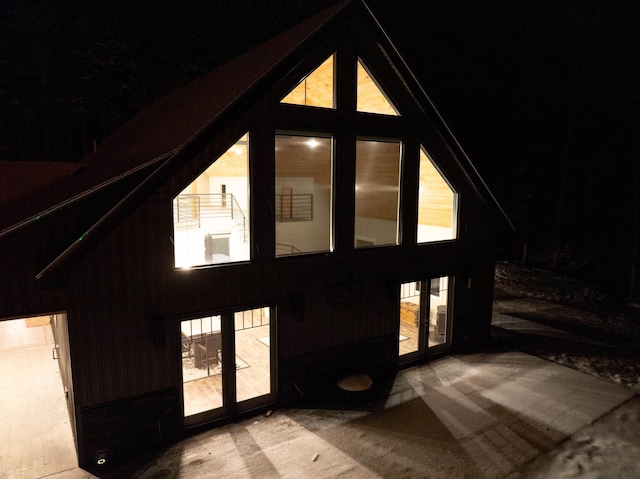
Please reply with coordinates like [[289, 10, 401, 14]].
[[181, 305, 275, 426], [398, 276, 452, 363]]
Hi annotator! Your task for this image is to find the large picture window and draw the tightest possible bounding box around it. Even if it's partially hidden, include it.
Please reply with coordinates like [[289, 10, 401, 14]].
[[355, 139, 401, 248], [172, 134, 250, 268], [277, 56, 460, 252], [275, 134, 333, 257]]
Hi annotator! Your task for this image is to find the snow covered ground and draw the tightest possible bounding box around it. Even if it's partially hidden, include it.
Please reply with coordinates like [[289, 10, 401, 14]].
[[493, 262, 640, 391], [493, 262, 640, 478], [505, 396, 640, 479]]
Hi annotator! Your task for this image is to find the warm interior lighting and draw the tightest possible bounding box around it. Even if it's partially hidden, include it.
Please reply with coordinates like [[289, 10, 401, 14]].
[[275, 134, 333, 256], [357, 60, 399, 116], [281, 54, 334, 108], [354, 139, 401, 248], [417, 147, 457, 243], [172, 134, 250, 268]]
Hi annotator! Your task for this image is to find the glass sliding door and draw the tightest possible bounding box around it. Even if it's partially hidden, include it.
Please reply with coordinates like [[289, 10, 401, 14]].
[[234, 307, 272, 405], [181, 306, 275, 425], [427, 277, 449, 347], [181, 315, 224, 418], [399, 282, 421, 356], [399, 276, 452, 362]]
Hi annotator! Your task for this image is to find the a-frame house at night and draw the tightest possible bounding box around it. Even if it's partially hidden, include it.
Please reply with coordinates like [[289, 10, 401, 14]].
[[0, 0, 510, 472]]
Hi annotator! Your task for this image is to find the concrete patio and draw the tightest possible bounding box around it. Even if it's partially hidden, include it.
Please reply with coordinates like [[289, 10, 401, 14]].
[[125, 351, 637, 479], [2, 317, 638, 478]]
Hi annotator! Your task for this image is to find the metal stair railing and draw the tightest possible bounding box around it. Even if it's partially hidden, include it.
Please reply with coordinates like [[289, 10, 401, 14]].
[[275, 243, 303, 256], [275, 194, 313, 222], [228, 194, 248, 243], [174, 194, 248, 243], [174, 195, 200, 228]]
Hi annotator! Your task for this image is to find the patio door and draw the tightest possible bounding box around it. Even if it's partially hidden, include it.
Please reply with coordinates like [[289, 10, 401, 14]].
[[181, 305, 275, 426], [398, 276, 452, 363]]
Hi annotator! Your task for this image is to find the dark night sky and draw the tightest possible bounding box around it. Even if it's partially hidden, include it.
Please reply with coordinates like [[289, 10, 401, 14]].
[[369, 0, 640, 293], [1, 0, 639, 296]]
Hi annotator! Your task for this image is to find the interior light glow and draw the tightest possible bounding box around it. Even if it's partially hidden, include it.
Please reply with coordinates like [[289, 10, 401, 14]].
[[306, 139, 319, 148]]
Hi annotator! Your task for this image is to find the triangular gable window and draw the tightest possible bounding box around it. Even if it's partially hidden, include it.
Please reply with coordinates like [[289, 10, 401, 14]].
[[172, 134, 250, 268], [417, 147, 457, 243], [357, 60, 399, 116], [281, 54, 335, 108]]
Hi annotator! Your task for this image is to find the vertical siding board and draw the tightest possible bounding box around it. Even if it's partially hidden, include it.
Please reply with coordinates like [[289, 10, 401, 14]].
[[113, 219, 132, 400], [140, 206, 158, 392], [94, 248, 109, 405], [0, 248, 10, 315], [73, 236, 97, 404], [67, 306, 88, 409], [0, 250, 9, 316], [112, 215, 134, 398], [124, 213, 139, 394], [127, 212, 147, 396], [19, 241, 36, 314], [67, 272, 85, 406], [106, 239, 121, 402], [137, 210, 148, 390], [160, 204, 177, 387], [131, 210, 146, 394], [96, 244, 115, 404], [102, 229, 119, 400], [16, 245, 28, 314], [3, 250, 20, 316]]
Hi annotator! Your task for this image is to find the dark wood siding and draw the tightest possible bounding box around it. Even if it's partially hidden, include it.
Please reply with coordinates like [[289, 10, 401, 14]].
[[0, 168, 160, 321], [0, 217, 70, 320], [69, 199, 176, 407]]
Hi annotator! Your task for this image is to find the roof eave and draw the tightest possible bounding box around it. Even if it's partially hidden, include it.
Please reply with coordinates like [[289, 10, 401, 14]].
[[0, 152, 173, 242]]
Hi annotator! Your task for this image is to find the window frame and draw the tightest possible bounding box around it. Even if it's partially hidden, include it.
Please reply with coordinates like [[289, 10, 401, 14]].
[[274, 131, 335, 257]]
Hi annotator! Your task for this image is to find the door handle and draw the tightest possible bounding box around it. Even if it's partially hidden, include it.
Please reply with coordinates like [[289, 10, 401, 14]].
[[52, 344, 59, 360]]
